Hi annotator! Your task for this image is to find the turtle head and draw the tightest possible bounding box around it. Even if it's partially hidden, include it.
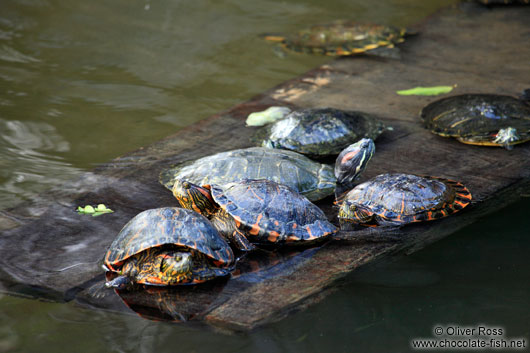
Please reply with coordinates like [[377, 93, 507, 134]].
[[334, 138, 375, 185], [172, 179, 218, 216], [154, 250, 194, 284]]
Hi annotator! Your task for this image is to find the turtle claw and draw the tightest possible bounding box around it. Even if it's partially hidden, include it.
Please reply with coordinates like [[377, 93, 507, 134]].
[[232, 230, 256, 252], [105, 275, 132, 290]]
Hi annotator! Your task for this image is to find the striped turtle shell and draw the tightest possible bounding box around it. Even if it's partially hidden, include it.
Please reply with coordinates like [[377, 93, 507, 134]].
[[160, 147, 336, 202], [104, 208, 234, 273], [339, 173, 471, 226], [211, 179, 337, 244], [264, 21, 409, 56], [259, 108, 385, 157], [421, 94, 530, 148]]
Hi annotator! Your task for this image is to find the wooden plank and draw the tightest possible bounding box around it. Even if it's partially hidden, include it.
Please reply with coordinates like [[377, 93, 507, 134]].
[[0, 3, 529, 331]]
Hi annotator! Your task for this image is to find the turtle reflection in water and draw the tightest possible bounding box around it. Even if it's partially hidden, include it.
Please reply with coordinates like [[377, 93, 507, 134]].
[[109, 277, 227, 322], [421, 93, 530, 149]]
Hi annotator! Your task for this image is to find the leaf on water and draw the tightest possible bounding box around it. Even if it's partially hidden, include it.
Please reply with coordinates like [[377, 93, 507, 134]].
[[77, 204, 113, 216], [396, 85, 454, 96]]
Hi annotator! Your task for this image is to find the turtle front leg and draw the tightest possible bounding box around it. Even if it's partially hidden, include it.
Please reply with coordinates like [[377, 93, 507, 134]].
[[211, 208, 256, 252]]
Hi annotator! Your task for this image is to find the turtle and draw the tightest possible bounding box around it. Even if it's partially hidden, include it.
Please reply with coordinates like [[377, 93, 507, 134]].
[[338, 173, 472, 227], [421, 93, 530, 149], [160, 138, 376, 202], [262, 21, 411, 56], [103, 207, 235, 288], [172, 178, 338, 251], [251, 107, 386, 157]]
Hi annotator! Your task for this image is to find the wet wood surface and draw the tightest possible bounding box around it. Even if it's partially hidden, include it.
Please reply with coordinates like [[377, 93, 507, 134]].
[[0, 3, 529, 331]]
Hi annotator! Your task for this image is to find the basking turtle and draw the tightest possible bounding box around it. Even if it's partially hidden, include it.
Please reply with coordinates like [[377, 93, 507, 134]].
[[251, 107, 385, 157], [338, 173, 472, 227], [103, 207, 234, 288], [173, 178, 338, 251], [421, 93, 530, 149], [160, 138, 375, 202], [262, 21, 410, 56]]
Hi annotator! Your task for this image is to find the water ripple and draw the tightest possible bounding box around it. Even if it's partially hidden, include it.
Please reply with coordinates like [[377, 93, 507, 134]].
[[0, 118, 82, 207]]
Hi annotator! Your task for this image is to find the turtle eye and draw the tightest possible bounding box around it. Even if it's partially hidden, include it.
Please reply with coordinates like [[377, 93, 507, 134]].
[[182, 181, 190, 189]]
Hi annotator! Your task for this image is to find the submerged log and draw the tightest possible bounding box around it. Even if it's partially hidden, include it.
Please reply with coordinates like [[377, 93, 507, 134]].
[[0, 3, 529, 331]]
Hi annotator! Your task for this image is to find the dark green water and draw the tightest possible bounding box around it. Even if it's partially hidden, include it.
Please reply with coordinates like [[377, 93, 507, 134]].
[[0, 0, 528, 352]]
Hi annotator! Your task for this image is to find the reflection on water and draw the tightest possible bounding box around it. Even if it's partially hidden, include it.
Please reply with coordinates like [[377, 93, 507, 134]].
[[0, 118, 81, 205]]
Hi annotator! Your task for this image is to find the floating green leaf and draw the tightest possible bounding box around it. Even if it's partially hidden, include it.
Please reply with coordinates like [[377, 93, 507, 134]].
[[396, 85, 454, 96], [77, 204, 114, 217]]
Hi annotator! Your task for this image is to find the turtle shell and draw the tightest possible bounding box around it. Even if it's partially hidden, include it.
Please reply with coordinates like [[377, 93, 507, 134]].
[[159, 147, 336, 201], [259, 108, 385, 157], [267, 21, 408, 56], [211, 179, 337, 244], [104, 207, 234, 272], [421, 94, 530, 147], [340, 173, 471, 226]]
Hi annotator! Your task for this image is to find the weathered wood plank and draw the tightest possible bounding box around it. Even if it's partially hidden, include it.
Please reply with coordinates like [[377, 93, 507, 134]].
[[0, 3, 529, 331]]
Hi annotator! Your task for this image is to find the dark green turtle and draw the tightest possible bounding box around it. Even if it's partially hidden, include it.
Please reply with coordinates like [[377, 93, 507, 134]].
[[421, 93, 530, 149], [160, 138, 375, 202], [338, 173, 472, 227], [103, 207, 234, 288], [172, 178, 337, 251], [252, 107, 385, 157], [263, 21, 410, 56]]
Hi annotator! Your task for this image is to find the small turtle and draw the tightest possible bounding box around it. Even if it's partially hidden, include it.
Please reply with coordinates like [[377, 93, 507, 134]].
[[338, 173, 472, 227], [173, 178, 338, 251], [262, 21, 410, 56], [160, 138, 375, 202], [251, 107, 385, 157], [103, 207, 234, 288], [421, 93, 530, 149]]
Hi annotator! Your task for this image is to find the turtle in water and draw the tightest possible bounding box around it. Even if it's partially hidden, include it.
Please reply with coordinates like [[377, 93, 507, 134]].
[[160, 138, 376, 202], [421, 93, 530, 149], [172, 178, 338, 251], [262, 21, 410, 56], [338, 173, 472, 227], [249, 107, 385, 158], [103, 207, 235, 288]]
